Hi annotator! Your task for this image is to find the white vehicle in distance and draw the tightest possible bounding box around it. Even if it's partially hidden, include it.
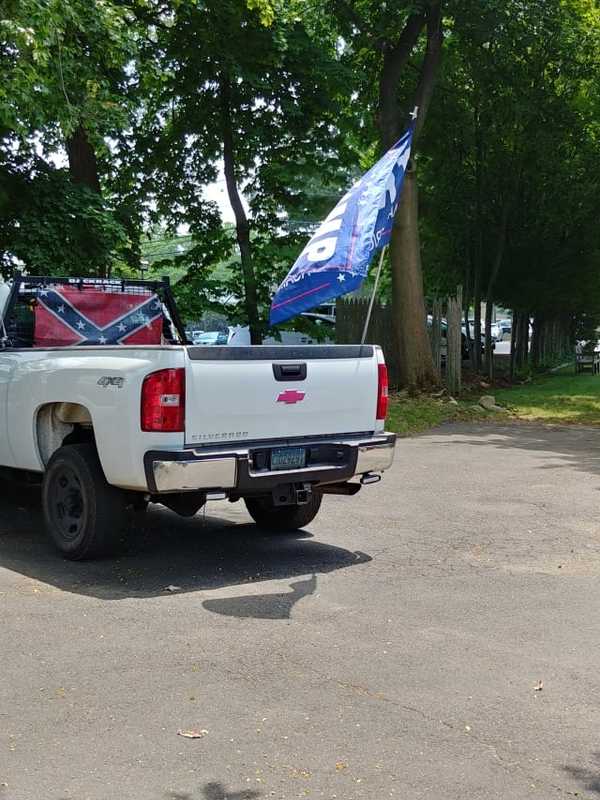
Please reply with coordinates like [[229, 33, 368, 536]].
[[229, 313, 335, 347], [0, 275, 395, 560], [490, 322, 502, 342], [194, 330, 230, 346]]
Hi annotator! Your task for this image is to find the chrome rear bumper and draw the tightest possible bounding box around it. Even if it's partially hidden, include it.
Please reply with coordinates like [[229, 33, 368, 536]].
[[152, 457, 237, 493], [145, 432, 396, 494], [355, 436, 396, 474]]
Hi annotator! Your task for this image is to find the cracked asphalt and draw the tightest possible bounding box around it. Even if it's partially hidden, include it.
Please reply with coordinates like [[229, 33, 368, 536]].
[[2, 421, 600, 799]]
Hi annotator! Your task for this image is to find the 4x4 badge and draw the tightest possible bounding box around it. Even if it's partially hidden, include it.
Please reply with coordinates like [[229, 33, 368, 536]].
[[97, 376, 124, 388]]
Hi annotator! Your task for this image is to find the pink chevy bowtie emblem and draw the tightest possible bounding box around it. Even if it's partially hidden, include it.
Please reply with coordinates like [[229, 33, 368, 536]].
[[276, 389, 306, 404]]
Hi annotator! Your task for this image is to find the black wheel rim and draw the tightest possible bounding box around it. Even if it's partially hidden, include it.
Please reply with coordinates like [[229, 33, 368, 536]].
[[49, 465, 86, 542]]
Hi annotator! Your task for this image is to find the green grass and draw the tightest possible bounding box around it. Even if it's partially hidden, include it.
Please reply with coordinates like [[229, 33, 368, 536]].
[[387, 395, 490, 436], [494, 367, 600, 425], [387, 365, 600, 436]]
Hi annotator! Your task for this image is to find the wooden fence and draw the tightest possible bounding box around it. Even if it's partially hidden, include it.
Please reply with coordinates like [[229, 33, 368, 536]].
[[335, 298, 401, 386]]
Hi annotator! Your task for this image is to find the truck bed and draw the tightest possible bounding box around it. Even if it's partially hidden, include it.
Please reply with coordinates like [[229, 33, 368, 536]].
[[184, 344, 380, 447]]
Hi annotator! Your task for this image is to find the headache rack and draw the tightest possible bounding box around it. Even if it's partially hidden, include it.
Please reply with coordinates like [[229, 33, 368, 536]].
[[0, 274, 189, 349]]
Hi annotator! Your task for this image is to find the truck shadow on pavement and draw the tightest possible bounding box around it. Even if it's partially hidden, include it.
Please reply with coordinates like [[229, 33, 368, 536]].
[[563, 755, 600, 795], [202, 573, 317, 619], [0, 482, 371, 604]]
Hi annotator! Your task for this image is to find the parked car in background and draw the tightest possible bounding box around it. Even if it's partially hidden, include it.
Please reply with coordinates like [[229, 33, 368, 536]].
[[428, 317, 486, 362], [195, 330, 230, 346], [460, 324, 489, 356], [229, 314, 335, 347], [463, 321, 499, 349], [497, 319, 512, 340]]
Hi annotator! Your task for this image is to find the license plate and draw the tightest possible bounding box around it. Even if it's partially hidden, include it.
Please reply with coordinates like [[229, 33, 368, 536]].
[[270, 447, 306, 471]]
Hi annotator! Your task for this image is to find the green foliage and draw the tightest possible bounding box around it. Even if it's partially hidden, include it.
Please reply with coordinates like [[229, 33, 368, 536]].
[[0, 155, 126, 278], [1, 0, 141, 276], [122, 0, 353, 329], [419, 0, 600, 328], [1, 0, 137, 139], [246, 0, 275, 26], [2, 0, 600, 345]]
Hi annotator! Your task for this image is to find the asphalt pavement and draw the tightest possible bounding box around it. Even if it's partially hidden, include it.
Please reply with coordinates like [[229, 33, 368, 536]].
[[2, 421, 600, 800]]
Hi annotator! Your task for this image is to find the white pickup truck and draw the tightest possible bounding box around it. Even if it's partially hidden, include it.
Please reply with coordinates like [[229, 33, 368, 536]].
[[0, 275, 395, 559]]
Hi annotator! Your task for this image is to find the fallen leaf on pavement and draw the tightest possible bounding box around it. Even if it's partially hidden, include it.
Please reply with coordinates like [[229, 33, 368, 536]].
[[177, 729, 208, 739]]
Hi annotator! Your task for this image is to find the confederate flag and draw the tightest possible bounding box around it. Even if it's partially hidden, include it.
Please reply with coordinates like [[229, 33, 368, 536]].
[[33, 286, 163, 347]]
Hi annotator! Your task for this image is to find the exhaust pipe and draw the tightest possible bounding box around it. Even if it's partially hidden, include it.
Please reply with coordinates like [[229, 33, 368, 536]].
[[360, 472, 381, 485]]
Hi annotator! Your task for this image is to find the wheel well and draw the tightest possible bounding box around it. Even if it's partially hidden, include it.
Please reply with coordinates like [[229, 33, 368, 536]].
[[36, 403, 95, 467]]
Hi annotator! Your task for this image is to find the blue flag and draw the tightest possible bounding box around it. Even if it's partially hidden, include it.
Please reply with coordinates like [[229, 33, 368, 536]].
[[270, 124, 414, 325]]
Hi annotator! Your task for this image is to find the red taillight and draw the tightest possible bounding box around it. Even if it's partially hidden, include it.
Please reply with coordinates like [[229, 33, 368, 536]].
[[141, 368, 185, 432], [376, 363, 389, 420]]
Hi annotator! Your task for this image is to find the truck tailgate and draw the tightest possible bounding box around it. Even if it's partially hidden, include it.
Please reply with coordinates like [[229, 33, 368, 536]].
[[184, 345, 378, 446]]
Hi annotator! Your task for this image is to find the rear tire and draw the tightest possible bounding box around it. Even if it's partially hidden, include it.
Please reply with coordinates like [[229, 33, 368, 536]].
[[244, 491, 322, 532], [42, 443, 127, 560]]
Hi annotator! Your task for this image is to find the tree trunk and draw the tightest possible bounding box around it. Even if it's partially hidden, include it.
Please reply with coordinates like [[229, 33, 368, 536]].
[[531, 314, 542, 368], [510, 311, 518, 380], [412, 1, 443, 140], [66, 125, 101, 194], [473, 266, 482, 372], [390, 165, 437, 390], [66, 125, 106, 277], [516, 312, 529, 369], [472, 99, 483, 372], [377, 2, 442, 389], [511, 310, 528, 375], [378, 13, 426, 148], [536, 315, 571, 365], [430, 297, 443, 379], [219, 76, 261, 344], [463, 305, 472, 363], [463, 248, 472, 363], [484, 300, 494, 380], [561, 315, 572, 360], [484, 204, 510, 379], [446, 285, 462, 396]]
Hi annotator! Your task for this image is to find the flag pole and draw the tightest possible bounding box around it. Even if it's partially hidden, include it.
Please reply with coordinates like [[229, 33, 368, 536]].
[[361, 246, 387, 345]]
